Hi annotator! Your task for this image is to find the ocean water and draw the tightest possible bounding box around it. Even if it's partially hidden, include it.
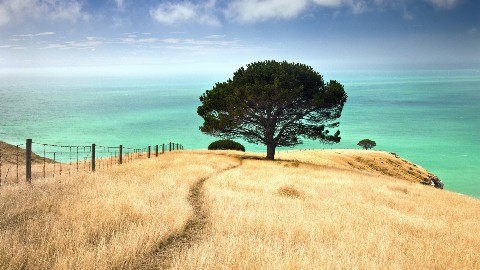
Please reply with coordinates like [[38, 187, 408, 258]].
[[0, 69, 479, 198]]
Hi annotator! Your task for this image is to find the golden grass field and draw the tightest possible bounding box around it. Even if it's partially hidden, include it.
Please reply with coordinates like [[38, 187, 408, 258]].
[[1, 148, 479, 269]]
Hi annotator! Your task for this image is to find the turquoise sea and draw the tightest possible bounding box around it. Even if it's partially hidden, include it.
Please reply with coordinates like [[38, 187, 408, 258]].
[[0, 69, 479, 198]]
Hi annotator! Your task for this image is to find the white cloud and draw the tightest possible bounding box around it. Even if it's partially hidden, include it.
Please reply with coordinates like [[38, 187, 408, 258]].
[[207, 34, 226, 39], [163, 38, 181, 44], [222, 0, 463, 23], [42, 0, 83, 21], [425, 0, 460, 9], [0, 5, 10, 26], [0, 0, 86, 27], [183, 38, 240, 46], [43, 43, 68, 49], [36, 31, 55, 36], [65, 38, 104, 49], [345, 0, 368, 14], [150, 2, 196, 24], [159, 36, 241, 52], [113, 0, 124, 9], [40, 37, 113, 50], [13, 32, 55, 37], [120, 37, 159, 44], [150, 0, 220, 26], [313, 0, 343, 7], [225, 0, 309, 23], [224, 0, 377, 23]]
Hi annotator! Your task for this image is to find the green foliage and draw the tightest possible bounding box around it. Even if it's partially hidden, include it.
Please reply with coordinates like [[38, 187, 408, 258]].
[[198, 60, 348, 160], [357, 139, 377, 150], [208, 139, 245, 152]]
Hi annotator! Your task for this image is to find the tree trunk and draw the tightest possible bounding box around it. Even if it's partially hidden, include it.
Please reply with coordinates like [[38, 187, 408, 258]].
[[266, 143, 276, 160]]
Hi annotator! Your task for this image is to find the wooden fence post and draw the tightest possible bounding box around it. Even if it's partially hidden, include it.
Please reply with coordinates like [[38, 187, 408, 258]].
[[92, 144, 96, 172], [16, 145, 19, 183], [162, 144, 164, 154], [26, 139, 32, 183], [169, 142, 172, 152], [155, 145, 158, 157], [119, 145, 123, 165], [0, 149, 3, 186], [148, 146, 151, 158]]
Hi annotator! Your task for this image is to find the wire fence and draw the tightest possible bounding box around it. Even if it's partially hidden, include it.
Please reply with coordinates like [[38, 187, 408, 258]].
[[0, 139, 184, 186]]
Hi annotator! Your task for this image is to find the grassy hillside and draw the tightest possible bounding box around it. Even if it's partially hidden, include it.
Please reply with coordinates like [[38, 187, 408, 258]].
[[0, 141, 54, 164], [0, 149, 479, 269]]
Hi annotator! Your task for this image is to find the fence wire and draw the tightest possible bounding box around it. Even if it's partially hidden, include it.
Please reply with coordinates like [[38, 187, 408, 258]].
[[0, 140, 183, 186]]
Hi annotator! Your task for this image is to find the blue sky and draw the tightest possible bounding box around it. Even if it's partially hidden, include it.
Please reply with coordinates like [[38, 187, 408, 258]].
[[1, 0, 479, 76]]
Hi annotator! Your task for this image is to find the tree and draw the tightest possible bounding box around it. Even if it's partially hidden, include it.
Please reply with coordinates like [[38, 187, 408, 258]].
[[208, 139, 245, 152], [197, 60, 348, 160], [357, 139, 376, 150]]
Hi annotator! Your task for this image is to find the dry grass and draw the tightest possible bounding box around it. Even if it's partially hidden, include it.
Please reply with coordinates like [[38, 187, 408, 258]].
[[0, 152, 239, 269], [0, 141, 54, 165], [1, 149, 479, 270], [274, 149, 435, 185], [277, 185, 303, 198], [170, 151, 480, 270]]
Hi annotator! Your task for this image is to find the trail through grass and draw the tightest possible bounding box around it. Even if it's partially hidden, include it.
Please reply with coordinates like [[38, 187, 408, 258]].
[[0, 152, 240, 269], [1, 150, 479, 270], [135, 158, 241, 269]]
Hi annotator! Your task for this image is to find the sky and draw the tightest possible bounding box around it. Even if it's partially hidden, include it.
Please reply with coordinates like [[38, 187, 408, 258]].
[[0, 0, 479, 76]]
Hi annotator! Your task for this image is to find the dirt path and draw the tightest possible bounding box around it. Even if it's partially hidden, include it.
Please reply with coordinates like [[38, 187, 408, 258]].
[[134, 162, 241, 269]]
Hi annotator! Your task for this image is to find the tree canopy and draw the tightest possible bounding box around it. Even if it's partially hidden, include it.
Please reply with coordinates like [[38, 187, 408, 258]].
[[208, 139, 245, 152], [357, 139, 377, 150], [197, 60, 348, 160]]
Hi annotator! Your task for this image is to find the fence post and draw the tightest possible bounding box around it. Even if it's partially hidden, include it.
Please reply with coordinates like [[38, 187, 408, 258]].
[[0, 149, 2, 186], [26, 139, 32, 183], [155, 145, 158, 157], [92, 144, 96, 172], [119, 145, 123, 165], [148, 146, 151, 158], [169, 142, 171, 152], [16, 145, 19, 183], [162, 144, 164, 154]]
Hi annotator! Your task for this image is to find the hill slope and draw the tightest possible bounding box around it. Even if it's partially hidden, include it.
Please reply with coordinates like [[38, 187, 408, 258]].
[[276, 149, 444, 187], [0, 141, 54, 164], [0, 149, 478, 269]]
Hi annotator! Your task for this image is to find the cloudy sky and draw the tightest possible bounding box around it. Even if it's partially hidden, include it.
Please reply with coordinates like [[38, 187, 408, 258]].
[[0, 0, 479, 76]]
